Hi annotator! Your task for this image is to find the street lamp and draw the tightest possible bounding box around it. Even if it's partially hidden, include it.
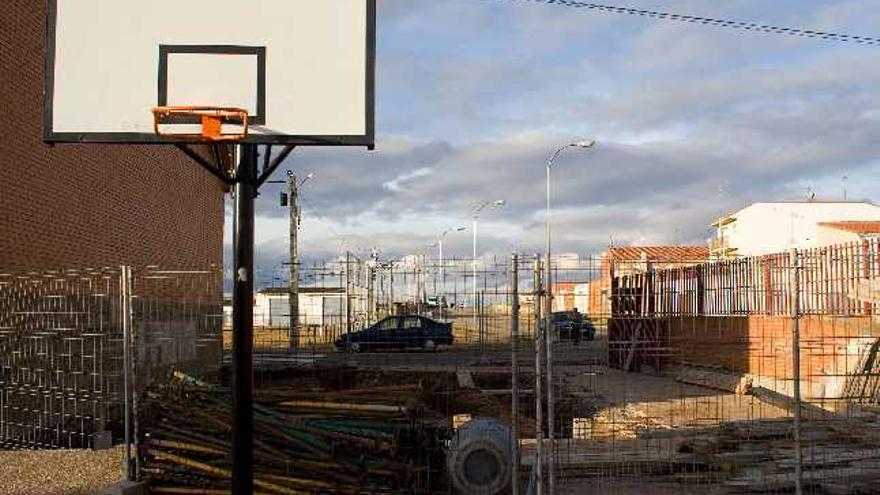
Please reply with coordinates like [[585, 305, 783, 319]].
[[472, 199, 505, 345], [416, 244, 435, 315], [438, 226, 467, 320], [544, 139, 595, 494]]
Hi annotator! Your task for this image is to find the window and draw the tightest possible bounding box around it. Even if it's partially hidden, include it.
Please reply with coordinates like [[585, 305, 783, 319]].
[[377, 317, 398, 330], [402, 317, 422, 330]]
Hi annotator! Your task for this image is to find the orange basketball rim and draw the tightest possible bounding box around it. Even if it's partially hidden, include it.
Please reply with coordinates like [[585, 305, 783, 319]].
[[152, 106, 249, 142]]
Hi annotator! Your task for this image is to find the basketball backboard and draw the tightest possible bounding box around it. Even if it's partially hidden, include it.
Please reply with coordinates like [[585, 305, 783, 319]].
[[44, 0, 375, 147]]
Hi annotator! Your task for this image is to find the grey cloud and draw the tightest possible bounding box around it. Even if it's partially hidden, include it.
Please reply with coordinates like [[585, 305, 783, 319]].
[[226, 0, 880, 286]]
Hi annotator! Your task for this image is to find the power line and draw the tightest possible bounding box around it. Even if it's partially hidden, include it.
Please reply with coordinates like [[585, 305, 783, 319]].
[[497, 0, 880, 46], [298, 191, 370, 255]]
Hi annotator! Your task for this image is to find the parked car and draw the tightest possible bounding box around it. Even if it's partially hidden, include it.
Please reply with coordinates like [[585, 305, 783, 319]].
[[550, 310, 596, 344], [334, 314, 453, 352]]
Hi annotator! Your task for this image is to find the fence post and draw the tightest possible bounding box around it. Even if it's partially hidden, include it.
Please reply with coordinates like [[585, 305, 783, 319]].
[[478, 291, 484, 353], [120, 265, 133, 481], [533, 254, 544, 495], [389, 260, 395, 317], [789, 248, 803, 495], [367, 263, 375, 325], [510, 253, 520, 495], [345, 251, 352, 335], [544, 253, 556, 494]]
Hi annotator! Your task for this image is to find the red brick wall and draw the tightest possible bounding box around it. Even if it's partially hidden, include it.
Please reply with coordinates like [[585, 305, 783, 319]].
[[664, 315, 878, 380], [610, 315, 879, 384], [0, 0, 225, 272]]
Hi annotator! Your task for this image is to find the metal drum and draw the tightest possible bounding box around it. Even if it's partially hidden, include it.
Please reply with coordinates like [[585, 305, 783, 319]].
[[447, 417, 513, 495]]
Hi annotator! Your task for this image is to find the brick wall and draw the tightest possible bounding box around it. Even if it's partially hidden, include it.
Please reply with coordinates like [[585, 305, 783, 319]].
[[610, 315, 880, 399], [667, 315, 877, 383], [0, 0, 225, 273]]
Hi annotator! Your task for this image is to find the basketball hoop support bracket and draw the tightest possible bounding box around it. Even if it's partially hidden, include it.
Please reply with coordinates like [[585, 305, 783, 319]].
[[175, 144, 234, 186], [173, 143, 295, 188]]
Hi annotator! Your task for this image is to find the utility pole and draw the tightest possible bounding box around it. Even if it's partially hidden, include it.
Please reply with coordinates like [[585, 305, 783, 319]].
[[271, 170, 312, 350], [287, 171, 301, 350], [367, 251, 377, 325]]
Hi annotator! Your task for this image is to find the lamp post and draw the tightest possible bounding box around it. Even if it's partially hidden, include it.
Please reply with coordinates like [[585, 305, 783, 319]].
[[438, 226, 467, 321], [416, 244, 434, 315], [472, 199, 505, 347], [544, 139, 595, 494]]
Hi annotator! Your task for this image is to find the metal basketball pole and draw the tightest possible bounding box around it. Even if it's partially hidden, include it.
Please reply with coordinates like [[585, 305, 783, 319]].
[[232, 144, 257, 495]]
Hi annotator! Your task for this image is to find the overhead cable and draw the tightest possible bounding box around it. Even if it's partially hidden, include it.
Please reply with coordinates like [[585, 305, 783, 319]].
[[497, 0, 880, 46]]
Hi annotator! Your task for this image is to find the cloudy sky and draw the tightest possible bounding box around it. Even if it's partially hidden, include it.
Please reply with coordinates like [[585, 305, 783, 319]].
[[227, 0, 880, 287]]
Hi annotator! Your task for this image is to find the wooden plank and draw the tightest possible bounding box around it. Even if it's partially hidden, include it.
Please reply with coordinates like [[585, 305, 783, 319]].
[[674, 366, 751, 394], [725, 464, 880, 490], [622, 320, 641, 372], [748, 386, 834, 421], [750, 386, 880, 446]]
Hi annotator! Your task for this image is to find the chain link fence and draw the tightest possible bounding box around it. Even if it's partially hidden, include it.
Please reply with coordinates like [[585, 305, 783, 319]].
[[5, 246, 879, 494], [0, 266, 222, 451]]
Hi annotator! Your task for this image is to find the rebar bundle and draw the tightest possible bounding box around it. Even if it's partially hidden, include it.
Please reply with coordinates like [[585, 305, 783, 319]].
[[141, 380, 448, 494]]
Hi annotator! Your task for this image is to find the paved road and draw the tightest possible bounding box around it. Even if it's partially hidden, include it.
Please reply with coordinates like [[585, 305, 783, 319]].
[[231, 337, 608, 371]]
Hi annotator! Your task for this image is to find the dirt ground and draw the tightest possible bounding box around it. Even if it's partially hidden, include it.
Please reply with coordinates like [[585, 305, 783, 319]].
[[0, 446, 123, 495], [567, 365, 790, 438], [518, 365, 800, 494]]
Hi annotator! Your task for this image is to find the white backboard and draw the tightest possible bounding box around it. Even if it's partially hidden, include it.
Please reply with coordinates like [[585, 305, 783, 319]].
[[44, 0, 375, 147]]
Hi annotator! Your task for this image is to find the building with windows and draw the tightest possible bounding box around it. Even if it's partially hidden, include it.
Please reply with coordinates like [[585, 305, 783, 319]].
[[710, 201, 880, 260], [250, 287, 346, 332]]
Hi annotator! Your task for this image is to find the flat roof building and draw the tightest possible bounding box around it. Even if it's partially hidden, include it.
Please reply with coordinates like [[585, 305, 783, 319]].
[[710, 201, 880, 259]]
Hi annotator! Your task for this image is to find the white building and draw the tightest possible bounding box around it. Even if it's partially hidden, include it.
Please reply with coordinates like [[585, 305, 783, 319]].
[[710, 201, 880, 259], [224, 287, 346, 332]]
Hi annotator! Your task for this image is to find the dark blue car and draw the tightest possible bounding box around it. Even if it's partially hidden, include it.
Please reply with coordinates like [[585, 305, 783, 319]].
[[551, 310, 596, 344], [334, 315, 453, 352]]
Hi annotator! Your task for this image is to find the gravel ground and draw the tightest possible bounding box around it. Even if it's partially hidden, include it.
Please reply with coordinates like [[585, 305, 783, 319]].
[[0, 446, 123, 495]]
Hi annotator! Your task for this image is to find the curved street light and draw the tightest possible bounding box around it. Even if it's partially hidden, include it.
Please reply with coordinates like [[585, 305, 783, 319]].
[[472, 199, 506, 346], [438, 226, 467, 320], [542, 139, 596, 494]]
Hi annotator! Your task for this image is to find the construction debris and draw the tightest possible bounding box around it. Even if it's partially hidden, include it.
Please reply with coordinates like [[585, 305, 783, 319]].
[[140, 376, 450, 494]]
